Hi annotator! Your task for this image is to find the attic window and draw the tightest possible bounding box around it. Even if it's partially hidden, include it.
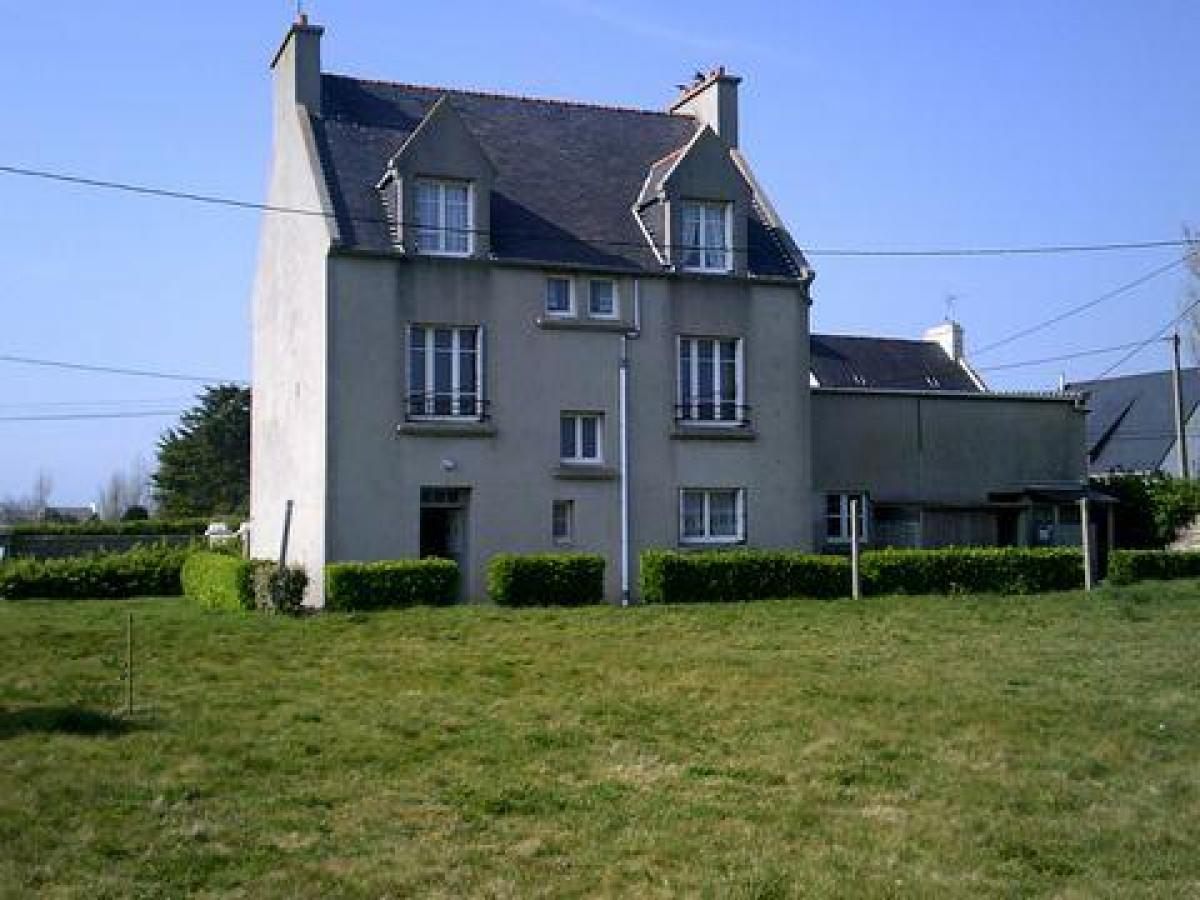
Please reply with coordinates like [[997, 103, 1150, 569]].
[[414, 178, 472, 256], [681, 201, 731, 272]]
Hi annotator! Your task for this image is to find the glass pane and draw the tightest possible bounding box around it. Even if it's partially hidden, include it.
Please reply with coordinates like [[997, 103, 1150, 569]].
[[681, 491, 705, 538], [415, 182, 441, 252], [697, 339, 714, 420], [553, 501, 570, 541], [720, 340, 737, 419], [444, 184, 469, 253], [409, 327, 426, 415], [709, 491, 737, 537], [546, 278, 570, 313], [560, 415, 576, 459], [682, 204, 701, 246], [679, 340, 692, 414], [433, 329, 453, 415], [581, 416, 599, 460], [589, 281, 614, 316]]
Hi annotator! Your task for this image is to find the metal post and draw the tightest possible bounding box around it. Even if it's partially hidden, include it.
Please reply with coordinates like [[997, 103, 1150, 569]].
[[1171, 332, 1190, 479], [279, 499, 294, 567], [850, 496, 861, 600], [125, 611, 133, 716], [1080, 497, 1092, 592]]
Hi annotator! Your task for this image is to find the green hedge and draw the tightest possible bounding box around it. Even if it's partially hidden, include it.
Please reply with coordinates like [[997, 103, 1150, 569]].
[[861, 547, 1082, 596], [181, 552, 254, 610], [324, 559, 458, 611], [641, 549, 848, 604], [3, 517, 236, 537], [252, 564, 308, 614], [640, 547, 1085, 604], [487, 553, 605, 607], [0, 545, 187, 600], [1107, 550, 1200, 585]]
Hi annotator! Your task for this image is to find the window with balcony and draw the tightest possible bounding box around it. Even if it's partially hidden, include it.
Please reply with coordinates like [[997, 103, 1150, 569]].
[[681, 200, 731, 272], [677, 336, 745, 424], [680, 488, 745, 544], [407, 325, 482, 418], [413, 178, 472, 255]]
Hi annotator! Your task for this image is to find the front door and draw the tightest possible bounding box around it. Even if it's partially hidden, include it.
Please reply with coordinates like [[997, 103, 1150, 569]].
[[420, 487, 469, 600]]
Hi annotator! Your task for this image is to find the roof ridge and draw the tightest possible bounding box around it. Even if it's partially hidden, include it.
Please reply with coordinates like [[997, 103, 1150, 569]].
[[324, 72, 684, 120], [812, 332, 938, 344]]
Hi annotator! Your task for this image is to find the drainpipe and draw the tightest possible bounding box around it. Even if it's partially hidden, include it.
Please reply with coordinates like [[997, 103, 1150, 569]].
[[619, 280, 642, 606]]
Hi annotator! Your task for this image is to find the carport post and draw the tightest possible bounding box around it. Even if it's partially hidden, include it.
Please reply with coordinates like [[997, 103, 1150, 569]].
[[1080, 497, 1093, 592], [850, 497, 861, 600]]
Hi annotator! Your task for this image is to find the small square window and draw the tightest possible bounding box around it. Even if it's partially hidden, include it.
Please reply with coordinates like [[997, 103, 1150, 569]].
[[588, 279, 617, 318], [560, 413, 603, 464], [546, 277, 573, 315], [552, 499, 574, 545], [680, 488, 745, 544]]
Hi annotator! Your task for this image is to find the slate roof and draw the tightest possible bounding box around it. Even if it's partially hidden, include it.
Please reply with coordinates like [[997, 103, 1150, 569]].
[[809, 334, 981, 391], [309, 74, 800, 277], [1066, 368, 1200, 473]]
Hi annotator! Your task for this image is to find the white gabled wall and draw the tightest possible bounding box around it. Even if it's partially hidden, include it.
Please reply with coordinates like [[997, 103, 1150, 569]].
[[250, 25, 335, 605]]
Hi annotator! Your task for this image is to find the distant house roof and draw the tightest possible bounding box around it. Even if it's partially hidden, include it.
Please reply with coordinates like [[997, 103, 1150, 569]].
[[1066, 368, 1200, 473], [809, 334, 982, 391], [309, 74, 801, 278]]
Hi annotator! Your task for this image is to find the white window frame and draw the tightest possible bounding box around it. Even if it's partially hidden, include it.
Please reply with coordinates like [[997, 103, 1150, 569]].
[[587, 278, 619, 319], [545, 276, 575, 317], [680, 200, 732, 273], [825, 493, 869, 543], [676, 336, 745, 425], [552, 499, 574, 545], [679, 488, 746, 545], [560, 412, 604, 464], [413, 178, 473, 257], [407, 325, 484, 420]]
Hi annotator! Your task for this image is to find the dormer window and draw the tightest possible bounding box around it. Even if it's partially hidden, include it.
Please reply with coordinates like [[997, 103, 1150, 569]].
[[681, 200, 731, 272], [414, 178, 472, 256]]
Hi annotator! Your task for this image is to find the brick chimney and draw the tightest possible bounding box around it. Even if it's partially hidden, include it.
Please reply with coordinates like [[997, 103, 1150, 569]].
[[669, 66, 741, 147], [270, 14, 324, 112]]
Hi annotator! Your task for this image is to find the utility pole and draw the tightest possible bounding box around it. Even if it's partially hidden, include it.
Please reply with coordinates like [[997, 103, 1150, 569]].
[[1171, 332, 1190, 479]]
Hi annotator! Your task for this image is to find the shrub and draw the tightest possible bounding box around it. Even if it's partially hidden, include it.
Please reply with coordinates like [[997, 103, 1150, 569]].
[[0, 545, 187, 600], [1096, 474, 1200, 549], [487, 553, 605, 607], [181, 552, 253, 610], [121, 505, 150, 521], [324, 559, 458, 611], [1107, 550, 1200, 585], [861, 547, 1083, 596], [252, 563, 308, 614], [641, 550, 848, 604], [3, 517, 235, 537]]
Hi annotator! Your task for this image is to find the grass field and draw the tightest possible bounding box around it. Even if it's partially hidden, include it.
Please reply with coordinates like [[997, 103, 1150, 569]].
[[1, 584, 1198, 898]]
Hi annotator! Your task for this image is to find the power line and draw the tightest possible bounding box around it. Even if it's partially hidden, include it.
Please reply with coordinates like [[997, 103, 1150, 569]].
[[975, 341, 1147, 373], [0, 162, 1195, 260], [0, 396, 194, 410], [0, 410, 181, 422], [0, 353, 244, 385], [971, 251, 1198, 359], [1093, 293, 1200, 380]]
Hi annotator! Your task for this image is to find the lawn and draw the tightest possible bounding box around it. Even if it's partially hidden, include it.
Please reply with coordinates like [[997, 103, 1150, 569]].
[[1, 584, 1198, 898]]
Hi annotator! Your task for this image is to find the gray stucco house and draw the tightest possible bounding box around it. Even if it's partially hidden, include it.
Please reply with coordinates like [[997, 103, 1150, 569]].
[[251, 18, 1093, 605]]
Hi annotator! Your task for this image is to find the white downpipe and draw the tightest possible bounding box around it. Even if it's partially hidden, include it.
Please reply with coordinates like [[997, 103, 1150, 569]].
[[619, 280, 642, 606]]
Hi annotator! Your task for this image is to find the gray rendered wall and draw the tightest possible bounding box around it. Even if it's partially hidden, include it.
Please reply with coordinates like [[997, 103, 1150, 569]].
[[324, 255, 811, 602]]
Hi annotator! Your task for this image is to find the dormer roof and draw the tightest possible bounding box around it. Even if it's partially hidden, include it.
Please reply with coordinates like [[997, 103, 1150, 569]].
[[308, 73, 802, 277]]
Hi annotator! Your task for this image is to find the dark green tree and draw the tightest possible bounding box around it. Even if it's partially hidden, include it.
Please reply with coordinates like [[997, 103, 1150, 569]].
[[153, 385, 250, 517]]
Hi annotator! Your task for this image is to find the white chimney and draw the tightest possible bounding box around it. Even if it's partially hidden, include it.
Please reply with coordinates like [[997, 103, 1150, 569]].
[[270, 14, 324, 113], [669, 67, 741, 147], [924, 319, 965, 362]]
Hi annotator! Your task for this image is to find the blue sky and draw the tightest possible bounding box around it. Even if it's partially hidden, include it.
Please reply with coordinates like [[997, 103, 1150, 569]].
[[1, 1, 1197, 503]]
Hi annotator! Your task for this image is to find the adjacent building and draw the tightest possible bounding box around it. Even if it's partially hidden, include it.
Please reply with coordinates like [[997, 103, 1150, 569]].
[[251, 18, 1092, 605]]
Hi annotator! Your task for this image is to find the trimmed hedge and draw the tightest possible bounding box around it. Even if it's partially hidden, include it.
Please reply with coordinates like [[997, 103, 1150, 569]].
[[641, 549, 847, 604], [181, 552, 254, 610], [487, 553, 605, 607], [2, 517, 235, 537], [252, 563, 308, 614], [0, 545, 187, 600], [640, 547, 1085, 604], [1108, 550, 1200, 585], [325, 559, 458, 611], [861, 547, 1083, 596]]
